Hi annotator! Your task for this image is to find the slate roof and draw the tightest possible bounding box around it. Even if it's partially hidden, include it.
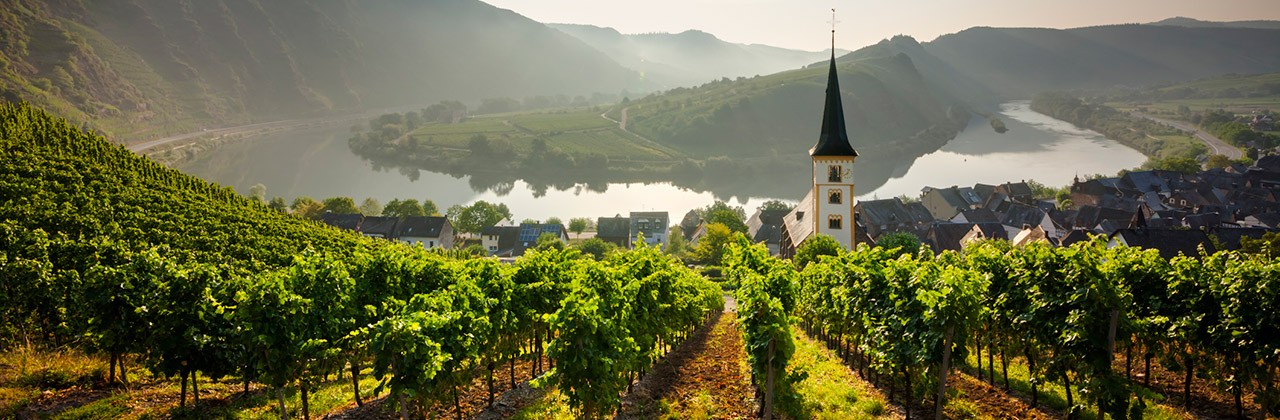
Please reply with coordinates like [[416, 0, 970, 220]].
[[320, 213, 364, 231], [360, 216, 401, 237], [484, 226, 521, 256], [783, 190, 816, 247], [810, 54, 858, 157], [747, 210, 789, 245], [956, 208, 1000, 224], [1122, 171, 1171, 193], [597, 217, 631, 244], [1208, 227, 1275, 251], [906, 202, 934, 222], [1110, 228, 1217, 259], [1059, 229, 1095, 247], [924, 222, 1007, 253], [857, 198, 918, 227], [1000, 203, 1047, 229], [395, 216, 449, 238]]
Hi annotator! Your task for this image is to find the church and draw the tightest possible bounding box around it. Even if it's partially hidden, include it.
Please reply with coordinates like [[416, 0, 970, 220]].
[[778, 50, 861, 258]]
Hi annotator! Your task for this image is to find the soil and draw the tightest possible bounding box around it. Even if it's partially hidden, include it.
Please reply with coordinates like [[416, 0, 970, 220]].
[[322, 355, 552, 420], [949, 372, 1054, 419], [1114, 347, 1270, 420], [617, 310, 757, 419]]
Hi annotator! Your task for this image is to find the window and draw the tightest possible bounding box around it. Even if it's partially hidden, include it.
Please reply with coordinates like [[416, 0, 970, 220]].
[[828, 165, 842, 182], [828, 215, 842, 230], [828, 189, 842, 204], [488, 246, 497, 251]]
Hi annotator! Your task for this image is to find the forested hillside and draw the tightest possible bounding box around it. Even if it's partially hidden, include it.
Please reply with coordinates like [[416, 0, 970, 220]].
[[616, 49, 970, 160], [550, 23, 837, 88], [924, 24, 1280, 99], [0, 0, 645, 141]]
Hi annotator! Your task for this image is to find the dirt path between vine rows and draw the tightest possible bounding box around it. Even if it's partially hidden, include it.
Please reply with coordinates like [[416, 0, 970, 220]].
[[616, 309, 757, 419]]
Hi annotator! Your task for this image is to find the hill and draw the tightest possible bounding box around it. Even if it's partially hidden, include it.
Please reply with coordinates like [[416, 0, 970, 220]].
[[923, 24, 1280, 99], [617, 48, 968, 160], [550, 23, 840, 88], [0, 101, 379, 271], [0, 0, 646, 142], [1149, 17, 1280, 30]]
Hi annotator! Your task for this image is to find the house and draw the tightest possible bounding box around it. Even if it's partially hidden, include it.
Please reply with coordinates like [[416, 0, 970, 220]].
[[780, 191, 816, 259], [1011, 225, 1050, 247], [856, 198, 930, 240], [747, 209, 789, 255], [491, 223, 569, 257], [320, 213, 364, 231], [596, 216, 631, 247], [999, 203, 1057, 239], [1059, 229, 1094, 247], [395, 216, 453, 249], [922, 222, 1007, 253], [1208, 227, 1275, 251], [1108, 228, 1217, 259], [359, 216, 401, 238], [996, 181, 1036, 204], [481, 225, 521, 256], [630, 212, 669, 248], [921, 186, 985, 221]]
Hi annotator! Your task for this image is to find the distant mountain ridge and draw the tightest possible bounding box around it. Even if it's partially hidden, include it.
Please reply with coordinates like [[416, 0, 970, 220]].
[[549, 23, 844, 88], [1149, 17, 1280, 30], [0, 0, 647, 141], [919, 23, 1280, 99]]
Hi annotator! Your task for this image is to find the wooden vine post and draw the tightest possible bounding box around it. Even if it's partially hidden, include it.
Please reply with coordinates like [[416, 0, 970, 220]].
[[764, 333, 776, 419], [935, 325, 956, 420]]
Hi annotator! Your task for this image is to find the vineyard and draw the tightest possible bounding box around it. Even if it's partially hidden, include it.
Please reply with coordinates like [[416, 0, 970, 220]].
[[0, 103, 726, 418], [726, 236, 1280, 419]]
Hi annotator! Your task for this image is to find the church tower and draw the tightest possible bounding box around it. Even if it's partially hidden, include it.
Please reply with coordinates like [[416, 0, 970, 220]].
[[810, 48, 859, 249]]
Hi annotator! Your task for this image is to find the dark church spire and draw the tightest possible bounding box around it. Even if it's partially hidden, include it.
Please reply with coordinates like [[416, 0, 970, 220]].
[[810, 12, 858, 157]]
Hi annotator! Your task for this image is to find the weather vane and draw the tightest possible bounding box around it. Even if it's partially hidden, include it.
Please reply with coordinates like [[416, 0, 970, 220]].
[[829, 8, 840, 51]]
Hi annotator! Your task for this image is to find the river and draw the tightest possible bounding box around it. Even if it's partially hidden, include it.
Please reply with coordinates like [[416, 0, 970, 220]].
[[177, 101, 1145, 221]]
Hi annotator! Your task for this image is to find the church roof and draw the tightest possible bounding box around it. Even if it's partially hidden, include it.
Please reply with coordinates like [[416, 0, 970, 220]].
[[810, 54, 859, 157]]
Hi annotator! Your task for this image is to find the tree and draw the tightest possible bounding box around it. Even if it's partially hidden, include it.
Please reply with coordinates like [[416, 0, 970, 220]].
[[545, 217, 563, 226], [360, 198, 383, 216], [1143, 156, 1201, 174], [422, 199, 439, 216], [468, 135, 492, 156], [450, 201, 511, 235], [322, 197, 360, 215], [665, 226, 689, 258], [268, 197, 288, 213], [385, 199, 426, 217], [705, 208, 748, 235], [291, 196, 324, 219], [792, 234, 841, 269], [249, 183, 267, 203], [691, 223, 735, 265], [1206, 154, 1232, 170], [574, 238, 617, 260], [536, 232, 565, 251], [876, 232, 923, 258], [757, 199, 794, 213], [568, 217, 590, 238]]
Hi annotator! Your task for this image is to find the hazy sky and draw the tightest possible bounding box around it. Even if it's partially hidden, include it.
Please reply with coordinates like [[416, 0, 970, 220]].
[[482, 0, 1280, 51]]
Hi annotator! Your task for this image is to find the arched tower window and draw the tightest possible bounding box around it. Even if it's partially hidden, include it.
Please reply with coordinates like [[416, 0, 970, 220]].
[[828, 189, 842, 204], [828, 215, 843, 230], [828, 165, 842, 182]]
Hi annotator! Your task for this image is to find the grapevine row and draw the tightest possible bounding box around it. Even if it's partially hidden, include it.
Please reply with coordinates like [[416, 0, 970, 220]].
[[726, 236, 1279, 418]]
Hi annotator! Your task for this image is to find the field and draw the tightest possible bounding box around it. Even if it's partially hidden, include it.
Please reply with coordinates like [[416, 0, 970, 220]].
[[406, 108, 682, 161], [1110, 97, 1280, 117]]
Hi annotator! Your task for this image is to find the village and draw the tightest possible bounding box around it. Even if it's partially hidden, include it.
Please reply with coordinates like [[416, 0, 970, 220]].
[[316, 152, 1280, 262]]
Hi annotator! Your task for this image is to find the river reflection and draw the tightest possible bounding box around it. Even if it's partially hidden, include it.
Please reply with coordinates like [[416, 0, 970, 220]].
[[178, 101, 1144, 221]]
